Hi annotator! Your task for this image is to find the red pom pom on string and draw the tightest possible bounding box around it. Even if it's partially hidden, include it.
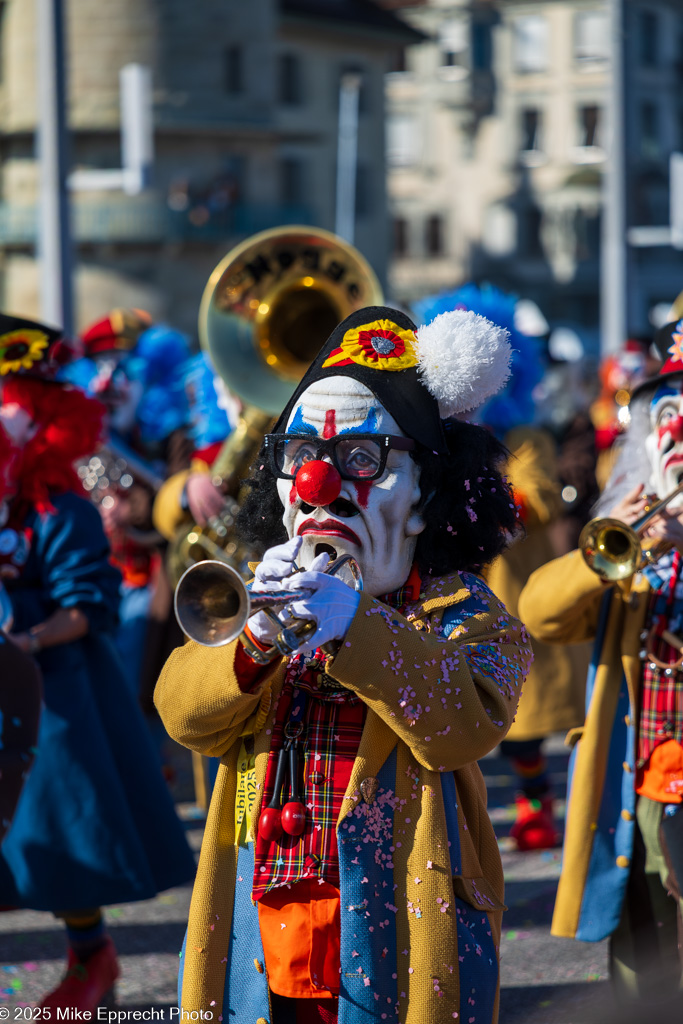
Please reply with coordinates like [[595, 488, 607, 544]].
[[281, 801, 306, 836], [259, 807, 283, 842], [295, 460, 342, 507]]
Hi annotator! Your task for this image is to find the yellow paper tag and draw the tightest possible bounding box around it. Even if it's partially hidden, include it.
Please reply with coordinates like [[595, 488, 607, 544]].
[[235, 739, 257, 845]]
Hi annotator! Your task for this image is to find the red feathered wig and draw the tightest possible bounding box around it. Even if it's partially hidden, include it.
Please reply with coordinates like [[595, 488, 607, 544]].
[[0, 377, 105, 514]]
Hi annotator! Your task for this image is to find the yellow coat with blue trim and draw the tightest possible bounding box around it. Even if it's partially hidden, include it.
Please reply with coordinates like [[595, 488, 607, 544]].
[[156, 571, 532, 1022], [518, 550, 649, 941]]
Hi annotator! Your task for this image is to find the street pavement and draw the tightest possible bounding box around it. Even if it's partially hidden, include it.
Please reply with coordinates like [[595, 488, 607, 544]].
[[0, 736, 623, 1021]]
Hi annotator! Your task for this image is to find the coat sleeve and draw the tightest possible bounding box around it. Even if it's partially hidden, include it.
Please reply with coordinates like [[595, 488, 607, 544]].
[[505, 426, 562, 529], [325, 575, 533, 772], [37, 492, 122, 633], [517, 548, 607, 645], [154, 638, 278, 758]]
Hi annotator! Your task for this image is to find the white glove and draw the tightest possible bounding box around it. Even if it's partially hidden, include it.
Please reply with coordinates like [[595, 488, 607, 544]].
[[252, 536, 303, 588], [285, 553, 361, 654], [246, 537, 303, 647]]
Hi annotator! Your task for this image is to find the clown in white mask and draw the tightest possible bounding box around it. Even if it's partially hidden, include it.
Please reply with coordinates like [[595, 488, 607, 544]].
[[606, 322, 683, 550], [245, 308, 513, 653], [156, 304, 533, 1024]]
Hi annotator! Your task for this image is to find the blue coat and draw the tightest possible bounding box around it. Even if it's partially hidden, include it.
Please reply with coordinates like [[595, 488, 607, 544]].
[[0, 491, 195, 911]]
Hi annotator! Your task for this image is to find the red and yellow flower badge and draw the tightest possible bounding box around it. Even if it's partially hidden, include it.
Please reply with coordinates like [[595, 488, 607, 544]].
[[322, 319, 419, 372], [0, 329, 50, 375], [668, 320, 683, 365]]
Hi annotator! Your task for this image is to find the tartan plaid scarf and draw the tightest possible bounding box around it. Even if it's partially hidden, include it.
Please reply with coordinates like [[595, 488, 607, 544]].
[[639, 551, 683, 767], [251, 566, 421, 898]]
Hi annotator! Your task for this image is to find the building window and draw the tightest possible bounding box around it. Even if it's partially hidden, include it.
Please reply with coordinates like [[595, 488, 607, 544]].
[[640, 100, 660, 159], [393, 217, 408, 257], [574, 11, 609, 65], [386, 114, 418, 167], [520, 108, 542, 152], [280, 157, 305, 205], [390, 49, 407, 74], [578, 105, 601, 148], [472, 22, 492, 71], [639, 11, 658, 67], [224, 46, 243, 95], [279, 54, 303, 106], [520, 205, 543, 257], [512, 16, 548, 74], [425, 215, 444, 256], [439, 19, 468, 71]]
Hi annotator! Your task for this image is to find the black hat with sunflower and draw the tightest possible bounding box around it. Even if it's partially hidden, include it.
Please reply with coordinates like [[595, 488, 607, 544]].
[[271, 304, 513, 453], [0, 314, 76, 381]]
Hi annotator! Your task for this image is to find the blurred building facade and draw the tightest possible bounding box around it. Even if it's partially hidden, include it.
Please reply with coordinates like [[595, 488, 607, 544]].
[[0, 0, 416, 335], [386, 0, 683, 340]]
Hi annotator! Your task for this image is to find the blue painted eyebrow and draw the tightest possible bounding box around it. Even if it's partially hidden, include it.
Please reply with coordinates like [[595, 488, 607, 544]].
[[339, 408, 380, 434], [651, 383, 681, 408], [285, 406, 383, 435], [286, 405, 317, 435]]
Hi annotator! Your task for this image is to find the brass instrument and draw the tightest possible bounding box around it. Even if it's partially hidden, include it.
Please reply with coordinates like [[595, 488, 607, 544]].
[[79, 437, 165, 504], [174, 555, 363, 663], [579, 481, 683, 581], [167, 225, 383, 582]]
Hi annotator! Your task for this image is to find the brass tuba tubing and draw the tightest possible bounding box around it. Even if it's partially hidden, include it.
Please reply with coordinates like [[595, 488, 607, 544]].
[[579, 479, 683, 581]]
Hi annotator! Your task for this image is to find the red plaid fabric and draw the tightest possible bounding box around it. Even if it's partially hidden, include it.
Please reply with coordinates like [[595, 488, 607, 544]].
[[252, 660, 366, 900], [638, 552, 683, 770], [638, 591, 683, 768]]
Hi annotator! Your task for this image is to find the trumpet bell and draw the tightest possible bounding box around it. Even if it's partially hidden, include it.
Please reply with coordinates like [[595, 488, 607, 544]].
[[578, 517, 642, 582], [174, 560, 248, 648]]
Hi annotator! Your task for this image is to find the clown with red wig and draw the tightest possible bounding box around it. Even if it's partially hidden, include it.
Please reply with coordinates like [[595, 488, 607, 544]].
[[0, 314, 194, 1010]]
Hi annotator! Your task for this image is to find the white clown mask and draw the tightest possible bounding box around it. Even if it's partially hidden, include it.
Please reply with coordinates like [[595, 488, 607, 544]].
[[646, 379, 683, 505], [275, 376, 425, 596]]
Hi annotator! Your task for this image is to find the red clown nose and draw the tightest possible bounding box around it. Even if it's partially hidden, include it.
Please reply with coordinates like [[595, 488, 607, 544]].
[[295, 460, 342, 507], [667, 415, 683, 443]]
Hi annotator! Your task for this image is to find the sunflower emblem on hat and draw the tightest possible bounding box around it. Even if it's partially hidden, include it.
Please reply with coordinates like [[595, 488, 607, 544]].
[[667, 320, 683, 365], [322, 318, 419, 372], [0, 329, 50, 376]]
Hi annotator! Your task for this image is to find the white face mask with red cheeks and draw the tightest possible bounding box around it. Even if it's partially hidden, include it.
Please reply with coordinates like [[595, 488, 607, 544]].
[[647, 379, 683, 505], [275, 376, 425, 597]]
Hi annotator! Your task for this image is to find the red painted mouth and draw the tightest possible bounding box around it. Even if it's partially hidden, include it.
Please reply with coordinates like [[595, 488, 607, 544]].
[[297, 518, 361, 547], [663, 452, 683, 472]]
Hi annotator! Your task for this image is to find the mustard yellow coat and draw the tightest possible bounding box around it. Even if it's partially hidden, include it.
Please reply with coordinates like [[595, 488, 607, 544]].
[[156, 573, 532, 1021], [486, 428, 584, 741]]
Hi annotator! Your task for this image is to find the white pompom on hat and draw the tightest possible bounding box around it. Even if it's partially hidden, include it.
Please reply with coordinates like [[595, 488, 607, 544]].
[[416, 309, 513, 418]]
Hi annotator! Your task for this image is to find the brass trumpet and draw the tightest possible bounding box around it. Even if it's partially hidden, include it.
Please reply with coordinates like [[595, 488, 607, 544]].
[[579, 480, 683, 581], [174, 555, 362, 664]]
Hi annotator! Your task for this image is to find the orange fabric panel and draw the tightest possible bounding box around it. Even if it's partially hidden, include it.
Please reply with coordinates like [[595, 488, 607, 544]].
[[636, 739, 683, 802], [258, 879, 340, 999]]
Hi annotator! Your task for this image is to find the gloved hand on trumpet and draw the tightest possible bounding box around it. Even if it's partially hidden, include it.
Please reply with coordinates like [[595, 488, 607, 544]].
[[248, 536, 361, 656]]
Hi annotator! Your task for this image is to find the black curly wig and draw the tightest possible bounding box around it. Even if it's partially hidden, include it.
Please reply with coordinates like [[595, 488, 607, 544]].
[[235, 418, 519, 578]]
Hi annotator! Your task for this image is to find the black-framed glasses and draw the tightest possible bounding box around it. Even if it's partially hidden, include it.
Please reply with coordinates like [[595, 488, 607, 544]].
[[264, 432, 416, 481]]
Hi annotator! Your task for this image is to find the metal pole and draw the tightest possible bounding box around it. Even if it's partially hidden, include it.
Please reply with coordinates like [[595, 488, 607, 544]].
[[335, 72, 362, 244], [600, 0, 627, 355], [36, 0, 74, 334]]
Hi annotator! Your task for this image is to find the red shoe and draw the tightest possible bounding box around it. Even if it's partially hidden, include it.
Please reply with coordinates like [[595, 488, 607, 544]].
[[39, 937, 119, 1010], [510, 793, 559, 851]]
